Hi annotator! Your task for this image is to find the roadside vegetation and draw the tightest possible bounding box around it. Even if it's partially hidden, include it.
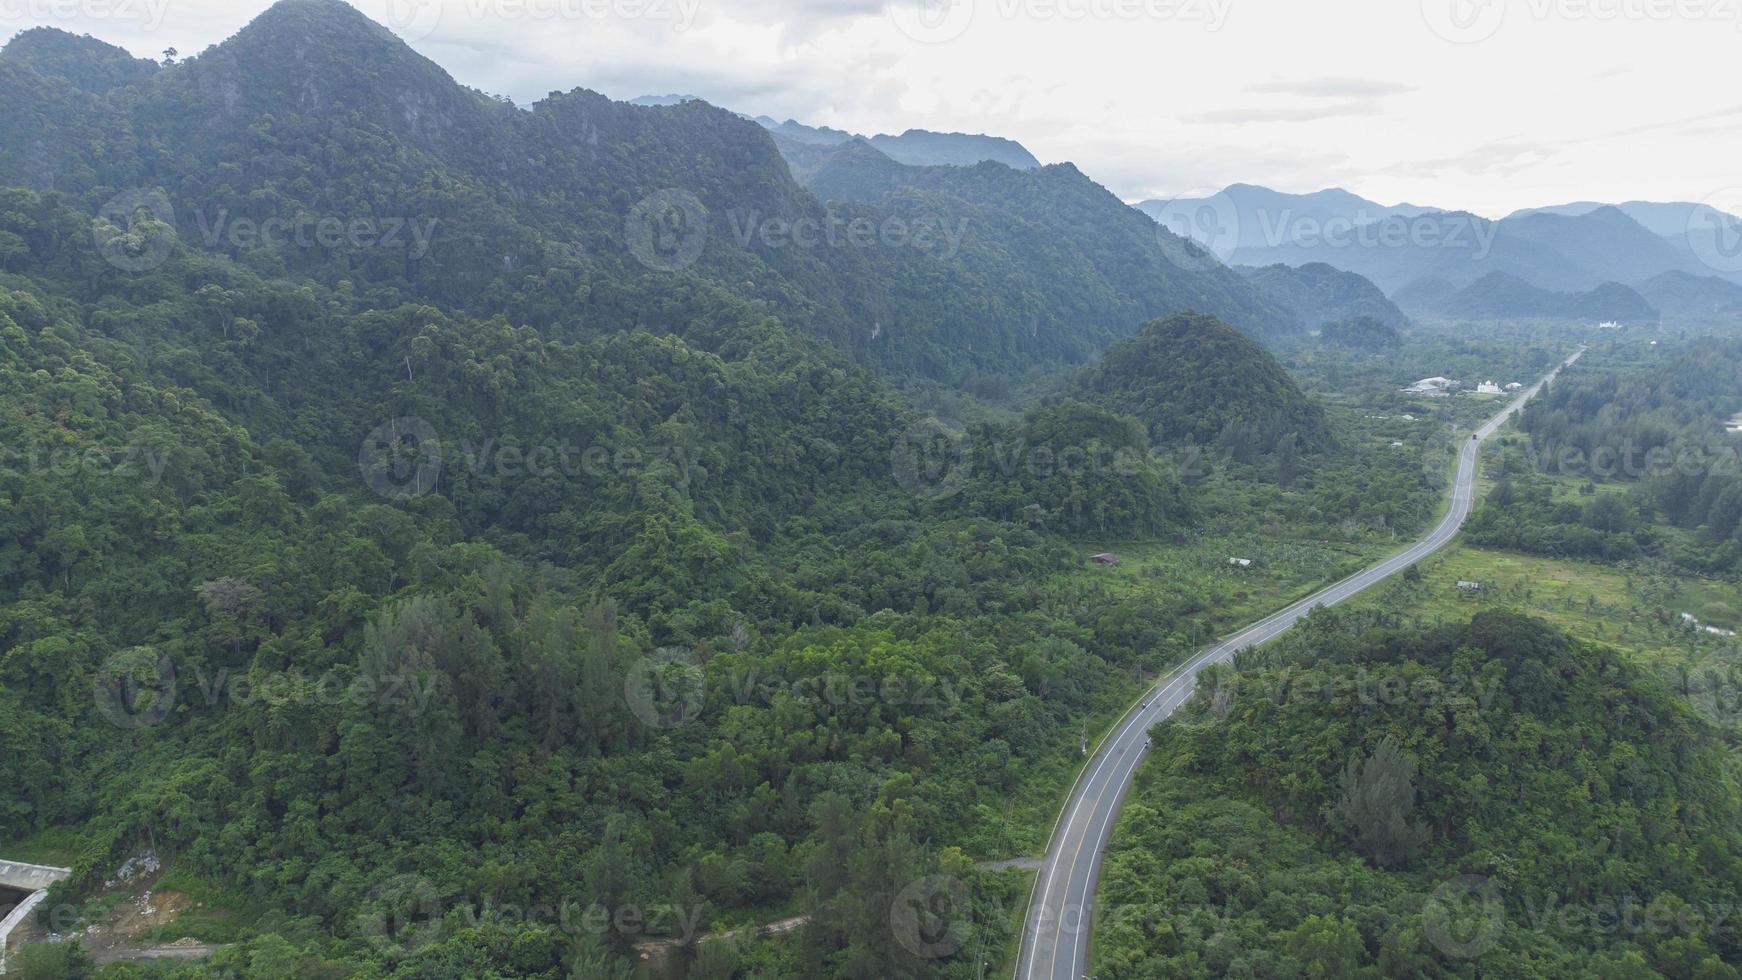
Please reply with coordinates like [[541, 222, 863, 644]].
[[1093, 330, 1742, 979]]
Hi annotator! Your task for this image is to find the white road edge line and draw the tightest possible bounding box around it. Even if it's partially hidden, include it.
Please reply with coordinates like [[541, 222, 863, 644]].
[[1014, 348, 1582, 980]]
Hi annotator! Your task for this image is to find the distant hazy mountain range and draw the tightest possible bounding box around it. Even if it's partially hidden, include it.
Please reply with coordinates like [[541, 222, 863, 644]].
[[760, 120, 1041, 170], [769, 136, 1304, 349], [631, 96, 1043, 171], [768, 119, 1043, 170], [1137, 184, 1443, 269], [627, 108, 1742, 327], [1636, 270, 1742, 318], [1396, 273, 1660, 323], [1141, 183, 1742, 322]]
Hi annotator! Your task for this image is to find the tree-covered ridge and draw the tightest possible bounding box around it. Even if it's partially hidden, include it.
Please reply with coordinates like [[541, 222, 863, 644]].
[[797, 139, 1304, 350], [1399, 272, 1660, 323], [0, 177, 1244, 976], [1237, 262, 1410, 332], [1097, 610, 1742, 978], [1073, 313, 1332, 457], [1637, 271, 1742, 319], [0, 0, 1294, 382], [0, 27, 157, 95]]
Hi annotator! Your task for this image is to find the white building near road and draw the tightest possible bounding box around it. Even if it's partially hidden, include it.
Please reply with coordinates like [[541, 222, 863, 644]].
[[1403, 377, 1459, 396]]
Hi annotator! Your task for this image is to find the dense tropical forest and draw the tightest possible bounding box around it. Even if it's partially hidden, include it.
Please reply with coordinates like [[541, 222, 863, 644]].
[[2, 2, 1739, 979], [0, 7, 1510, 976], [0, 170, 1535, 980], [1469, 336, 1742, 572], [1097, 609, 1742, 978]]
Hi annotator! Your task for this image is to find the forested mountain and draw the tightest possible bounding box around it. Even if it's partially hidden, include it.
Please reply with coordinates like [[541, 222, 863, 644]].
[[751, 118, 1041, 169], [866, 130, 1041, 170], [1636, 270, 1742, 317], [1397, 272, 1659, 323], [1496, 206, 1694, 287], [1508, 201, 1742, 289], [752, 116, 857, 145], [799, 140, 1303, 351], [1260, 210, 1688, 294], [0, 26, 157, 94], [1237, 262, 1410, 331], [1513, 198, 1740, 241], [0, 169, 1207, 975], [0, 0, 1286, 380], [1072, 313, 1330, 456], [1137, 184, 1442, 263], [0, 4, 1344, 976]]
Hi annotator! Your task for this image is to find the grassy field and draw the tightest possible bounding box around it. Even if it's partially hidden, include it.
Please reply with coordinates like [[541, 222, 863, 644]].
[[1357, 545, 1739, 635], [1353, 544, 1742, 729], [1069, 535, 1379, 636]]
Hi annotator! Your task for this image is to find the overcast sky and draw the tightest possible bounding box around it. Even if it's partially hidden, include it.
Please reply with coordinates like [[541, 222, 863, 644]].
[[8, 0, 1741, 217]]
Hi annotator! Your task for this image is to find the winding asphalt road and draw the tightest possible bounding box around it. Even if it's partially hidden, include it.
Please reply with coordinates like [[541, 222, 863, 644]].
[[1013, 348, 1584, 980]]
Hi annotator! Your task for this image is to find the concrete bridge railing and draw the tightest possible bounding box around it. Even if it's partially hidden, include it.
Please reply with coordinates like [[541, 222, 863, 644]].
[[0, 860, 71, 976]]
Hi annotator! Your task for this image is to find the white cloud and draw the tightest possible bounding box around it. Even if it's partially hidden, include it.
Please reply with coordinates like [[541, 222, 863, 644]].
[[2, 0, 1735, 216], [1182, 100, 1388, 126], [1245, 77, 1415, 99]]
